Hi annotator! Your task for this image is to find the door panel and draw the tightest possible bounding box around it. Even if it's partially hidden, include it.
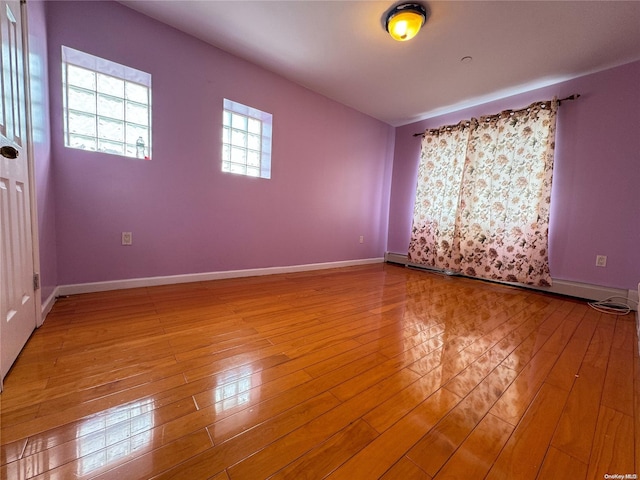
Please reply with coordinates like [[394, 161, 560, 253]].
[[0, 0, 36, 384]]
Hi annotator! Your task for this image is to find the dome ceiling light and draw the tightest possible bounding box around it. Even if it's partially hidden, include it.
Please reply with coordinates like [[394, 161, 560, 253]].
[[385, 3, 428, 42]]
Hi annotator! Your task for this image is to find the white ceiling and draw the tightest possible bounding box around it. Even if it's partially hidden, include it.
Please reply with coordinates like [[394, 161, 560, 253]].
[[119, 0, 640, 126]]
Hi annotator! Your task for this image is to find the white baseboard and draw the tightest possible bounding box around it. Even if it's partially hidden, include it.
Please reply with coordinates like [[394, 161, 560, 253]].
[[628, 285, 639, 310], [636, 309, 640, 354], [40, 289, 58, 323], [636, 283, 640, 354], [384, 252, 636, 307], [55, 257, 385, 297]]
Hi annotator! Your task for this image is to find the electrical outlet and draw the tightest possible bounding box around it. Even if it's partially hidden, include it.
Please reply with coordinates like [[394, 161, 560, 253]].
[[122, 232, 132, 246], [595, 255, 607, 267], [359, 235, 364, 244]]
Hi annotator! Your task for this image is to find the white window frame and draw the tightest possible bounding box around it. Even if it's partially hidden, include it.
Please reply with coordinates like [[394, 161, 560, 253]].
[[222, 99, 272, 179], [62, 46, 152, 159]]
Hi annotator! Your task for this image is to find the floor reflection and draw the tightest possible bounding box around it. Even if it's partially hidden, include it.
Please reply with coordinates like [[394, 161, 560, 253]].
[[214, 365, 257, 413], [76, 398, 155, 476]]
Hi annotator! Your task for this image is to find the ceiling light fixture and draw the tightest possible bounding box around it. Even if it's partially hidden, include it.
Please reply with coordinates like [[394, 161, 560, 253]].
[[385, 3, 427, 42]]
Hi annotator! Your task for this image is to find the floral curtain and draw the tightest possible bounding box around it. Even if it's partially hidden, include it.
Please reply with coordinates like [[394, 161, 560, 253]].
[[408, 100, 558, 287], [408, 121, 470, 271]]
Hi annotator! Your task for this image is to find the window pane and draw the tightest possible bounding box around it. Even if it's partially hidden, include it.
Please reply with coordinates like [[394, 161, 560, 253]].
[[248, 118, 261, 134], [68, 87, 96, 114], [125, 82, 148, 104], [68, 133, 96, 151], [231, 130, 246, 147], [98, 139, 124, 155], [247, 167, 260, 177], [231, 146, 246, 164], [126, 102, 149, 126], [231, 113, 246, 130], [247, 150, 260, 167], [125, 124, 148, 146], [222, 161, 230, 172], [68, 111, 96, 136], [222, 126, 230, 144], [223, 110, 231, 127], [97, 73, 124, 97], [98, 117, 124, 142], [125, 144, 137, 158], [247, 134, 260, 150], [229, 163, 245, 175], [222, 144, 230, 161], [97, 94, 124, 120], [68, 65, 95, 90]]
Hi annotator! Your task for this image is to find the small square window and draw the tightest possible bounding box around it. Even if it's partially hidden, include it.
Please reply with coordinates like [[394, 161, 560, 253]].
[[62, 46, 152, 160], [222, 99, 272, 179]]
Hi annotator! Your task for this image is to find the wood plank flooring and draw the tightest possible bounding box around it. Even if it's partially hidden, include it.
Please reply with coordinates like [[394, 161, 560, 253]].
[[0, 263, 638, 479]]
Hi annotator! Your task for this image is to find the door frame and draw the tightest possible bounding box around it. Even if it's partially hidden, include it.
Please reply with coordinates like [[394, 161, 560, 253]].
[[20, 0, 42, 329]]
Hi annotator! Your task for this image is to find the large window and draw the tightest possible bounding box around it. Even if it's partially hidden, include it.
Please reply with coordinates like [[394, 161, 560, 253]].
[[222, 99, 272, 179], [62, 46, 152, 159]]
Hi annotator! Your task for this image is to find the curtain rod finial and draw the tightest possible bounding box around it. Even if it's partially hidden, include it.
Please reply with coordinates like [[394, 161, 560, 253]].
[[559, 94, 580, 104]]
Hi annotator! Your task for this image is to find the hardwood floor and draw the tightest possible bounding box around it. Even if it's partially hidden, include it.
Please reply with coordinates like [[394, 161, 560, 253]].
[[0, 263, 638, 479]]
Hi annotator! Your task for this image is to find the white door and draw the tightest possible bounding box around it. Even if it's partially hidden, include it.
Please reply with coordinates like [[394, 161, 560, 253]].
[[0, 0, 37, 386]]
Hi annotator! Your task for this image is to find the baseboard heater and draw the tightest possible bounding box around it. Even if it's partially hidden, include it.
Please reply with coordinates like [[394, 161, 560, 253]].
[[384, 252, 638, 310]]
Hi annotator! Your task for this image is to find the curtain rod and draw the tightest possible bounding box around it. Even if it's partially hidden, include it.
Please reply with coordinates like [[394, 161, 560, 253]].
[[412, 94, 581, 137]]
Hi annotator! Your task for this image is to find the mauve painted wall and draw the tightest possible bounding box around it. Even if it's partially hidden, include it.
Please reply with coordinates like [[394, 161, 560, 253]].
[[28, 1, 57, 303], [388, 60, 640, 290], [45, 1, 394, 285]]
